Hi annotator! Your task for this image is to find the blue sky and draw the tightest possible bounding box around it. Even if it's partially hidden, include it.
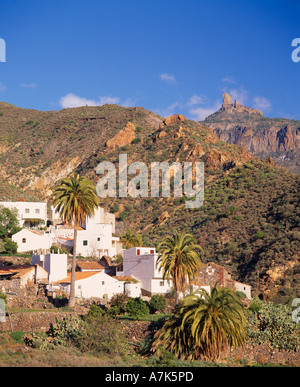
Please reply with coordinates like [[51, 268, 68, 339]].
[[0, 0, 299, 120]]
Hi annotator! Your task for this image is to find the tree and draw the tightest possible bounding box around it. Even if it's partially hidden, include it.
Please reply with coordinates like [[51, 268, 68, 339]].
[[180, 286, 247, 360], [3, 238, 18, 254], [156, 231, 203, 305], [52, 174, 98, 307], [0, 206, 21, 239], [152, 285, 247, 361], [120, 230, 143, 249]]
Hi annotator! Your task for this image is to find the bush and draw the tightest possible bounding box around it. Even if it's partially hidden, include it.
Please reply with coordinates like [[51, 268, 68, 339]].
[[107, 305, 121, 316], [149, 295, 167, 313], [26, 314, 129, 357], [246, 298, 300, 351], [110, 293, 129, 314], [84, 304, 105, 321], [126, 297, 150, 317], [236, 291, 247, 299], [4, 238, 18, 254], [78, 314, 129, 357]]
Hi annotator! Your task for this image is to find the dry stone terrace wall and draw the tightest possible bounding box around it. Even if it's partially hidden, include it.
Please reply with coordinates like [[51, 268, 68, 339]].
[[0, 278, 22, 294]]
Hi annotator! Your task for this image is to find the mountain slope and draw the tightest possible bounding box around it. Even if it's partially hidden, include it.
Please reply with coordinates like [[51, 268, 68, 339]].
[[203, 101, 300, 173], [0, 102, 298, 301]]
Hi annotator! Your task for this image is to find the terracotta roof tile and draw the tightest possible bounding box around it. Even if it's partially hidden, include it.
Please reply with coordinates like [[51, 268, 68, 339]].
[[53, 271, 100, 284]]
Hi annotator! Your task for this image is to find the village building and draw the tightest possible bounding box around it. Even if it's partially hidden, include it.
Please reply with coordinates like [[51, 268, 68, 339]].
[[194, 262, 252, 299], [118, 248, 252, 299], [0, 265, 49, 291], [76, 261, 105, 272], [12, 229, 52, 253], [32, 252, 68, 283], [50, 206, 122, 259], [0, 201, 47, 229], [99, 256, 122, 276], [117, 247, 173, 296], [52, 271, 124, 299]]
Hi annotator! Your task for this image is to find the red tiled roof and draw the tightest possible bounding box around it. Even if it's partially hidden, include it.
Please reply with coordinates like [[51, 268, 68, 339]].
[[77, 261, 104, 271], [53, 271, 100, 284]]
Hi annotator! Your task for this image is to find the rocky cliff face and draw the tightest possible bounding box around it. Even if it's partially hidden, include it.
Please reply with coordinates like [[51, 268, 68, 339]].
[[204, 94, 300, 173]]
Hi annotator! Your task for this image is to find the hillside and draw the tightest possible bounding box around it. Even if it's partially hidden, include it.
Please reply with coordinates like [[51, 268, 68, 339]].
[[203, 95, 300, 173], [0, 102, 299, 301]]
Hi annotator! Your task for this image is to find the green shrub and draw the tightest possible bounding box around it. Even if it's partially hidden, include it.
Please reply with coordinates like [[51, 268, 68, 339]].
[[236, 291, 247, 299], [77, 314, 129, 357], [84, 304, 105, 321], [149, 295, 167, 313], [4, 238, 17, 254], [126, 297, 150, 317], [246, 298, 300, 351], [107, 305, 121, 316], [110, 293, 129, 314]]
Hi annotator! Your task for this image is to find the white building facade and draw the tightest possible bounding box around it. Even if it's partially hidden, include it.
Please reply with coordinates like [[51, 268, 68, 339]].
[[51, 206, 121, 258], [54, 271, 124, 299], [118, 247, 173, 296], [12, 229, 52, 253], [32, 252, 68, 283], [0, 201, 47, 228]]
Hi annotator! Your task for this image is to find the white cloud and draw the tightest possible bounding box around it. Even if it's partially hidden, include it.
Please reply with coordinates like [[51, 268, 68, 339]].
[[60, 93, 120, 109], [121, 98, 137, 107], [228, 86, 248, 105], [252, 96, 272, 113], [154, 101, 181, 118], [160, 73, 177, 85], [222, 75, 237, 84], [20, 83, 37, 88], [189, 102, 221, 121], [186, 94, 208, 106]]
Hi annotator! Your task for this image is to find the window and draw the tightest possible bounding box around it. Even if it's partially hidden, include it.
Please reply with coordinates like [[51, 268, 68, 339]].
[[83, 240, 88, 246], [35, 209, 40, 214], [102, 281, 105, 285], [97, 237, 101, 242], [150, 250, 154, 254], [22, 238, 26, 243], [25, 209, 30, 214], [207, 266, 214, 275], [137, 249, 140, 256], [160, 281, 164, 287]]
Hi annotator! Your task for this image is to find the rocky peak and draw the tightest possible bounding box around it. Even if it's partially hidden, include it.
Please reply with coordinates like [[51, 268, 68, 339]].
[[220, 92, 264, 117]]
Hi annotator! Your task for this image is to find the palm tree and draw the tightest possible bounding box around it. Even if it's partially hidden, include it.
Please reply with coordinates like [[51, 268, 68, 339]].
[[181, 285, 247, 360], [156, 231, 203, 305], [152, 285, 247, 361], [120, 230, 143, 249], [52, 173, 98, 307]]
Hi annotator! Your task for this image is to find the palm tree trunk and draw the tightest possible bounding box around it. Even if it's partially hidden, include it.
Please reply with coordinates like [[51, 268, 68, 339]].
[[175, 291, 179, 306], [69, 223, 78, 308]]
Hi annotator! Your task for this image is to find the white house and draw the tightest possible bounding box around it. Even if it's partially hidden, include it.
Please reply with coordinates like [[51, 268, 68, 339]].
[[12, 229, 51, 253], [117, 247, 173, 296], [32, 252, 68, 283], [53, 271, 124, 299], [0, 201, 47, 229], [50, 206, 121, 258]]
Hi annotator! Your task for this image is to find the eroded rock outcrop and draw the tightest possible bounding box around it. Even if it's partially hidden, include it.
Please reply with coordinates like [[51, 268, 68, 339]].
[[106, 122, 136, 149]]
